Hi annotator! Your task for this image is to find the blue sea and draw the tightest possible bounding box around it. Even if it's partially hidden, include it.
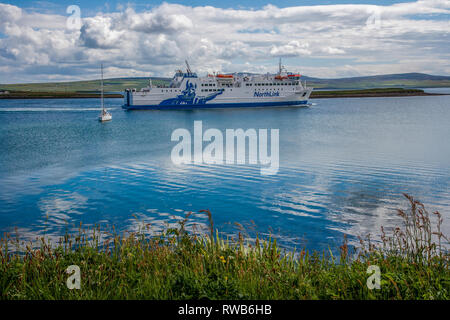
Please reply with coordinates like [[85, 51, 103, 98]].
[[1, 94, 449, 251]]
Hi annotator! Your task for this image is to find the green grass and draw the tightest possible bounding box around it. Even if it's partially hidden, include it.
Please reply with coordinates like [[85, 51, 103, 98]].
[[0, 195, 448, 300]]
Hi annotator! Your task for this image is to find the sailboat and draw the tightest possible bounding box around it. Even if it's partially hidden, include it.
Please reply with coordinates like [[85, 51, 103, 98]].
[[98, 64, 112, 122]]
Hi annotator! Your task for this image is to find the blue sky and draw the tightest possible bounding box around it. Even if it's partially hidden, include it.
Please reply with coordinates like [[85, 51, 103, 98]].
[[0, 0, 449, 83], [3, 1, 420, 12]]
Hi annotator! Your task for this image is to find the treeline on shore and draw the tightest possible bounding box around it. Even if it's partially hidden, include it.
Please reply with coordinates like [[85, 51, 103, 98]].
[[0, 194, 448, 300]]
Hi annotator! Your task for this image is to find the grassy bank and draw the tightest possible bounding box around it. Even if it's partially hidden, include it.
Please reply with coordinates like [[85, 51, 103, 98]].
[[0, 195, 448, 300]]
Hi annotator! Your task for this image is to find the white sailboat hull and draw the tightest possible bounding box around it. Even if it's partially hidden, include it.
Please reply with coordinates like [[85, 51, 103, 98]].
[[99, 114, 112, 122]]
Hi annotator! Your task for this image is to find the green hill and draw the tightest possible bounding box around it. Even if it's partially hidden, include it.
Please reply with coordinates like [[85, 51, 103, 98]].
[[302, 73, 450, 89]]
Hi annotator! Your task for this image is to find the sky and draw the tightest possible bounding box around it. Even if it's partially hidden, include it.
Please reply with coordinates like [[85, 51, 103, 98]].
[[0, 0, 449, 83]]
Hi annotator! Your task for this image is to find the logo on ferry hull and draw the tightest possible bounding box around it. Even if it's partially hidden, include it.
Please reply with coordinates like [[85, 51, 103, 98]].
[[254, 91, 280, 97], [159, 80, 223, 106]]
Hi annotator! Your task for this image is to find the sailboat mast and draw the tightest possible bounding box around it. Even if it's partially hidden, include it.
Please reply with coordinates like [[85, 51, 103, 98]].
[[101, 64, 104, 110]]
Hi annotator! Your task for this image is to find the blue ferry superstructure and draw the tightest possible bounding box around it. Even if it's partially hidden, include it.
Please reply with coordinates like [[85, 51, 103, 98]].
[[123, 60, 313, 110]]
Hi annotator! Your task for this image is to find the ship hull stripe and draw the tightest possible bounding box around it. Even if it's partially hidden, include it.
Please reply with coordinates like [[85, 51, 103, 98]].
[[123, 100, 309, 110]]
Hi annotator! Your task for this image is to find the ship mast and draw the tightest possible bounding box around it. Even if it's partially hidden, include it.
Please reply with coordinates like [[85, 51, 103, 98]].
[[100, 63, 104, 111]]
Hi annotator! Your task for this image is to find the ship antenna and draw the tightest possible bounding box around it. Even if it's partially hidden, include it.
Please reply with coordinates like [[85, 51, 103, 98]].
[[279, 58, 282, 74], [185, 60, 192, 74]]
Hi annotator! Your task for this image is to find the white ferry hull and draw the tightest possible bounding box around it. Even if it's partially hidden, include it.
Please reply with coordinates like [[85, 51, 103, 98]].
[[123, 92, 312, 110]]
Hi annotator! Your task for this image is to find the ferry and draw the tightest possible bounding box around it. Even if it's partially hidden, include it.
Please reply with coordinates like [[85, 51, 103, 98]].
[[122, 60, 313, 110]]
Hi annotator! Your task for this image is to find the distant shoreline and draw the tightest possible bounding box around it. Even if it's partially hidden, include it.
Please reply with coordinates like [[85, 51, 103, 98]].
[[310, 88, 446, 99], [0, 88, 446, 100], [0, 92, 123, 99]]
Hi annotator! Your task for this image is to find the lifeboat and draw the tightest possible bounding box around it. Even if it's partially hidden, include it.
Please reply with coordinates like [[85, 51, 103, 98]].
[[275, 75, 287, 80], [216, 74, 233, 78]]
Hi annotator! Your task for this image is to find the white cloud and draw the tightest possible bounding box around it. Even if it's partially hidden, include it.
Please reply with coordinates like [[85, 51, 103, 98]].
[[270, 41, 311, 57], [0, 1, 449, 82]]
